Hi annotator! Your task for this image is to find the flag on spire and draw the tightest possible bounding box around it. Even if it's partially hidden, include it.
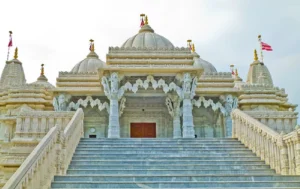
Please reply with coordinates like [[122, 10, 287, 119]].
[[261, 42, 273, 51], [8, 31, 12, 47]]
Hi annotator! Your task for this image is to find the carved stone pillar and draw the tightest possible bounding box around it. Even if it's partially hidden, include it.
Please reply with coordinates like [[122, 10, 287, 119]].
[[182, 98, 195, 138], [222, 94, 238, 138], [182, 73, 195, 138], [166, 95, 181, 138], [108, 98, 120, 138], [102, 72, 123, 138]]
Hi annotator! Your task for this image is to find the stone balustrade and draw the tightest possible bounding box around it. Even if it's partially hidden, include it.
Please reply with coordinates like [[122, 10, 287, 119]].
[[13, 111, 75, 142], [2, 109, 84, 189], [232, 109, 300, 175]]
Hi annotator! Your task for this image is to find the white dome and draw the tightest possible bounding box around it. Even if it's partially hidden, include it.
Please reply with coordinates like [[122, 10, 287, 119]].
[[71, 51, 105, 73], [121, 25, 174, 49], [194, 57, 217, 73]]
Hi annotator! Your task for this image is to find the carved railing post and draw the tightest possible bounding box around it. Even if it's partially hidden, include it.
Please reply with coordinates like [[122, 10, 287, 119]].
[[278, 135, 289, 175]]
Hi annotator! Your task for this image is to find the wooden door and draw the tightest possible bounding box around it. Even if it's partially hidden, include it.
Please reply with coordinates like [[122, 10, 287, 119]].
[[130, 123, 156, 138]]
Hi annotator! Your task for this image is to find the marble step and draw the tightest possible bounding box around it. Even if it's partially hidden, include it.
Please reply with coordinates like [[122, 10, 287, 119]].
[[70, 160, 266, 165], [74, 150, 253, 155], [66, 169, 275, 175], [51, 181, 300, 188], [72, 156, 261, 161], [75, 146, 248, 151], [78, 141, 241, 144], [72, 153, 258, 158], [68, 164, 270, 170], [54, 175, 300, 182], [80, 138, 238, 141]]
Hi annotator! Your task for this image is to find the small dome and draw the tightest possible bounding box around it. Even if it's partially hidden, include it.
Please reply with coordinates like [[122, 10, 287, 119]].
[[30, 73, 54, 89], [121, 24, 174, 49], [71, 51, 105, 73], [193, 57, 217, 73]]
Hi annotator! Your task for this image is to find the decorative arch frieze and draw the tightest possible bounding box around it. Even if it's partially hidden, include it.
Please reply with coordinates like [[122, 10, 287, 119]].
[[68, 96, 109, 113], [192, 96, 226, 115], [119, 75, 181, 94]]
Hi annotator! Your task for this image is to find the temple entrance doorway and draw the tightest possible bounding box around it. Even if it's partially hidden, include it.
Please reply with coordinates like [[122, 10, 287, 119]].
[[130, 123, 156, 138]]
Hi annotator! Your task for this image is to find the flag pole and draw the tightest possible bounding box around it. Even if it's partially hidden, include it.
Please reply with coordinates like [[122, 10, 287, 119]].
[[7, 47, 10, 61], [7, 31, 13, 61], [258, 35, 263, 63]]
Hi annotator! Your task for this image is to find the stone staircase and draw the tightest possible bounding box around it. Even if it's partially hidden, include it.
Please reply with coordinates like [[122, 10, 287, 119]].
[[52, 138, 300, 188]]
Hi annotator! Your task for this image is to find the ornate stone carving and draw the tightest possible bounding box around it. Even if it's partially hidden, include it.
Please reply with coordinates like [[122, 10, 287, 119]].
[[192, 96, 226, 114], [101, 72, 123, 138], [166, 94, 181, 138], [119, 97, 126, 117], [119, 75, 180, 94], [180, 73, 197, 138], [68, 96, 109, 114], [53, 94, 71, 111]]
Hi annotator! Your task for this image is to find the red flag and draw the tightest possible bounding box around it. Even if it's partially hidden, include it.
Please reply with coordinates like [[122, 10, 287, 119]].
[[231, 70, 235, 75], [261, 42, 273, 51], [140, 18, 145, 28], [8, 33, 12, 47]]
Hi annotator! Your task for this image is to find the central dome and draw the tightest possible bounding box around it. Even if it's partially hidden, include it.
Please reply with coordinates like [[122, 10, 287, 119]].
[[121, 24, 174, 49]]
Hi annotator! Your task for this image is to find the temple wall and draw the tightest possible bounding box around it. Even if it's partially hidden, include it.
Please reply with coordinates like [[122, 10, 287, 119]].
[[82, 106, 108, 138], [193, 107, 225, 138]]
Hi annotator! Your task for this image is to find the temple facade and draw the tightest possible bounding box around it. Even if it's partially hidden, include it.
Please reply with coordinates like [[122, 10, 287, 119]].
[[0, 16, 299, 188]]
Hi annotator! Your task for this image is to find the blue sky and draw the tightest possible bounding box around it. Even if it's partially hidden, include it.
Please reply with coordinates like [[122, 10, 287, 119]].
[[0, 0, 299, 122]]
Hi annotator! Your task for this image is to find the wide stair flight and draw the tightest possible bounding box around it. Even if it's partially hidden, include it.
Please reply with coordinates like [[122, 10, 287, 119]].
[[52, 138, 300, 188]]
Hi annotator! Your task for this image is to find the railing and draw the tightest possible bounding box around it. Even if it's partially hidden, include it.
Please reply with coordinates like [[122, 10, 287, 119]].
[[3, 108, 84, 189], [232, 109, 300, 175]]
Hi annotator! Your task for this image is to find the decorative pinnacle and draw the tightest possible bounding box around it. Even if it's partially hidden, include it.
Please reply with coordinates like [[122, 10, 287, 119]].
[[187, 39, 192, 43], [258, 34, 261, 39], [14, 47, 18, 59], [41, 64, 44, 76], [191, 44, 195, 52], [254, 49, 258, 61], [89, 39, 94, 52], [9, 31, 12, 35], [235, 68, 239, 76], [145, 15, 148, 25], [140, 13, 145, 17]]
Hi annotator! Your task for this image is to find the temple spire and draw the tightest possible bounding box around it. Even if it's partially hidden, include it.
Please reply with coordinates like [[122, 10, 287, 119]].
[[254, 49, 258, 61], [41, 64, 44, 76], [14, 47, 18, 59], [191, 44, 195, 52], [145, 15, 149, 25], [89, 39, 94, 52]]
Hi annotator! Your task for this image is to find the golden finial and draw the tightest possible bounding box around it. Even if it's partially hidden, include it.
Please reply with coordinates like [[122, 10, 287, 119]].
[[235, 68, 239, 77], [89, 39, 94, 52], [41, 64, 45, 76], [191, 44, 195, 52], [14, 47, 18, 59], [254, 49, 258, 61], [145, 15, 148, 25], [258, 34, 261, 39], [140, 13, 145, 17]]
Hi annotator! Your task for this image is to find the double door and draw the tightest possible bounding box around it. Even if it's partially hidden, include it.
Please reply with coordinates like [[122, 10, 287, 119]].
[[130, 123, 156, 138]]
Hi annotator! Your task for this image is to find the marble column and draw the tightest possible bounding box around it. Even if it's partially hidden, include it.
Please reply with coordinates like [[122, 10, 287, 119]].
[[182, 73, 195, 138], [102, 72, 122, 138], [165, 95, 182, 138], [182, 98, 195, 138], [108, 98, 120, 138]]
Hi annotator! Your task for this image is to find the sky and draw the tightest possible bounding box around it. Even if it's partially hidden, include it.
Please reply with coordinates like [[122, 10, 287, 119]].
[[0, 0, 299, 122]]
